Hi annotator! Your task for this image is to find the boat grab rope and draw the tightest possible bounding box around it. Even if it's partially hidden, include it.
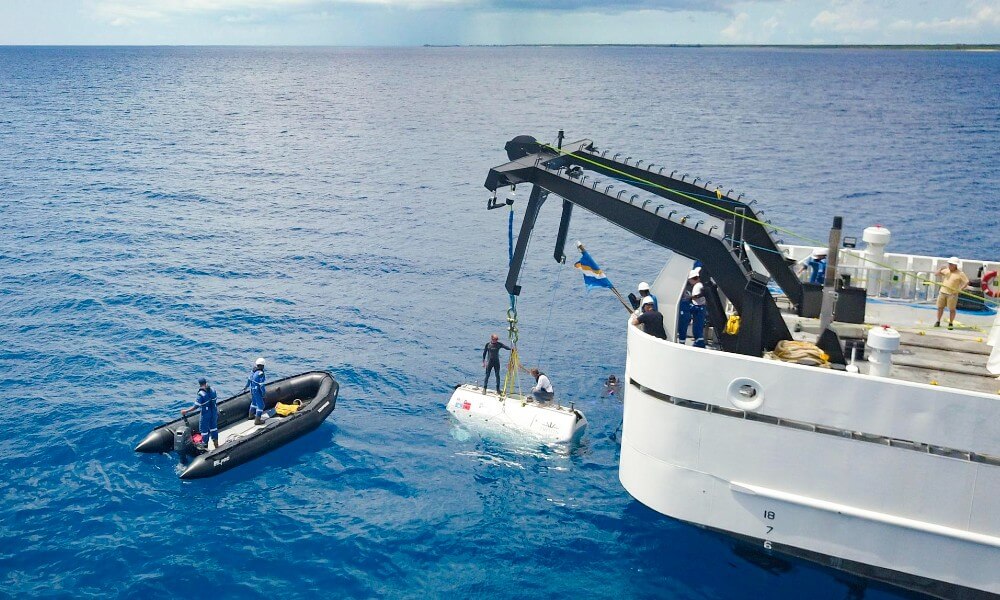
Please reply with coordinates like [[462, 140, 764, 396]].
[[541, 142, 999, 314]]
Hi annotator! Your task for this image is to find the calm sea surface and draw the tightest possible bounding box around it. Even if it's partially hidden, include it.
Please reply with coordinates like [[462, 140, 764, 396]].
[[1, 46, 997, 599]]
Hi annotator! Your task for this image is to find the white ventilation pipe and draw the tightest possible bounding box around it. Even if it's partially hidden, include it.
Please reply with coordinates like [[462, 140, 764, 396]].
[[862, 225, 891, 295], [867, 325, 900, 378]]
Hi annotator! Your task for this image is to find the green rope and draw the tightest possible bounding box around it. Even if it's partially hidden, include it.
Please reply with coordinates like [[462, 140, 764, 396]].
[[541, 142, 998, 310]]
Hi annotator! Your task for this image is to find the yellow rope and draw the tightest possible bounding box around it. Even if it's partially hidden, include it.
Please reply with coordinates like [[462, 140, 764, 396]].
[[768, 340, 831, 367], [502, 347, 521, 398]]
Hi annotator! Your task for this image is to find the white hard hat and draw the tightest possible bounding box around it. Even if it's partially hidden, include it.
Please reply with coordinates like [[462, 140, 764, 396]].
[[255, 357, 266, 367], [688, 268, 701, 279], [637, 281, 650, 292], [811, 248, 828, 258], [641, 296, 654, 306], [947, 256, 959, 265]]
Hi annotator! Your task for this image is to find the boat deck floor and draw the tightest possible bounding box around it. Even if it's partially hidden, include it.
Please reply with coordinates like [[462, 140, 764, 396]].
[[782, 315, 999, 395], [215, 416, 281, 446]]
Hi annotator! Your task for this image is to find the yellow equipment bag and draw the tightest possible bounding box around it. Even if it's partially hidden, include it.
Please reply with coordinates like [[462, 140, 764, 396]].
[[724, 314, 741, 335], [275, 399, 302, 416]]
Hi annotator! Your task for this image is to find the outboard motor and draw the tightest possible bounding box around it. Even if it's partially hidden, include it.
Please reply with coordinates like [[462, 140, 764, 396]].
[[173, 421, 195, 459]]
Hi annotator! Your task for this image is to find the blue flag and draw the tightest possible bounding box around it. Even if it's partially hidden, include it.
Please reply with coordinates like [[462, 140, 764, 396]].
[[574, 250, 614, 290]]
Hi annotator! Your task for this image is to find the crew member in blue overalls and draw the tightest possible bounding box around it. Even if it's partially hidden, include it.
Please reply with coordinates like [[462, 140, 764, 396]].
[[678, 268, 707, 348], [797, 248, 828, 284], [245, 357, 267, 426], [183, 377, 219, 450]]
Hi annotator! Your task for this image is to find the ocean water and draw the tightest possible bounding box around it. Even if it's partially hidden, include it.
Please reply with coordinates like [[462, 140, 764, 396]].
[[0, 46, 997, 599]]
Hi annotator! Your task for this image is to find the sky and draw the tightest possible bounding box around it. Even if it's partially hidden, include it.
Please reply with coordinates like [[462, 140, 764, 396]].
[[1, 0, 998, 45]]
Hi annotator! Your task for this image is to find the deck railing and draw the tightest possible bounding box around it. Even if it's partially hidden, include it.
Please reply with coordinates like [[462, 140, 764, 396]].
[[778, 245, 999, 303]]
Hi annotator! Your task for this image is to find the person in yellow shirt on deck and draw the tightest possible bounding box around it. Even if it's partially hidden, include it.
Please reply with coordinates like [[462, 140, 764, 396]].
[[935, 257, 970, 330]]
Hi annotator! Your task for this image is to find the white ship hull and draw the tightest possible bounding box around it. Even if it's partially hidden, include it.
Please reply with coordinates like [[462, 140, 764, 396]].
[[479, 134, 999, 596], [620, 326, 1000, 597]]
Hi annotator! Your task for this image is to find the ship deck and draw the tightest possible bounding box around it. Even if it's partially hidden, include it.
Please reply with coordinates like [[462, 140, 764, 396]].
[[781, 312, 999, 395]]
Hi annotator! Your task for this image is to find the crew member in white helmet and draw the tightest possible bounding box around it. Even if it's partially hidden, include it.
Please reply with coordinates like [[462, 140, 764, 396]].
[[678, 268, 707, 348], [636, 281, 658, 311], [244, 357, 267, 425], [631, 295, 667, 340], [935, 257, 970, 330], [796, 248, 828, 285]]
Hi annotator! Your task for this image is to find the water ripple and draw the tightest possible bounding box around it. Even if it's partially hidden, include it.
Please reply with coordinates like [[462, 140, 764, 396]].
[[0, 45, 991, 600]]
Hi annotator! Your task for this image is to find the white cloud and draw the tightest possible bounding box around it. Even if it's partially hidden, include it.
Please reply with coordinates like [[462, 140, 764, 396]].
[[889, 0, 1000, 33], [93, 0, 470, 23], [96, 2, 166, 25], [720, 11, 748, 40], [810, 1, 878, 33], [761, 15, 780, 34], [76, 0, 1000, 41], [720, 9, 781, 42]]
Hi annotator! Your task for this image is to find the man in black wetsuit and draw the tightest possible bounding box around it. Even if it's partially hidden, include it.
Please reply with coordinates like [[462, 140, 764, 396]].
[[482, 334, 511, 394]]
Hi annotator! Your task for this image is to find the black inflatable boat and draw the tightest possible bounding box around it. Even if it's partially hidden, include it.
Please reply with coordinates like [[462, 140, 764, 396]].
[[135, 371, 338, 479]]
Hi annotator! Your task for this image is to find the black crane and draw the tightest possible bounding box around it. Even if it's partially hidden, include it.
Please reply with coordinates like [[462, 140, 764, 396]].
[[484, 135, 796, 356]]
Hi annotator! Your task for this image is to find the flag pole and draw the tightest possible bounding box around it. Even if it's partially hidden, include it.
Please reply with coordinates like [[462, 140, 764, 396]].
[[610, 287, 633, 313], [577, 242, 634, 314]]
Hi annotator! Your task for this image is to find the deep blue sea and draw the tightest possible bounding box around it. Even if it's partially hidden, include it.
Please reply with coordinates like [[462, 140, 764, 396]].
[[0, 46, 997, 599]]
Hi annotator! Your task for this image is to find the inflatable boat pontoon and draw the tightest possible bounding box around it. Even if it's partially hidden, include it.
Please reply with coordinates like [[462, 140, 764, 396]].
[[135, 371, 338, 479]]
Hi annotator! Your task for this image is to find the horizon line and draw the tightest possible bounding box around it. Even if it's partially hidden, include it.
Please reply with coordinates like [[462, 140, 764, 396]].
[[1, 43, 998, 49]]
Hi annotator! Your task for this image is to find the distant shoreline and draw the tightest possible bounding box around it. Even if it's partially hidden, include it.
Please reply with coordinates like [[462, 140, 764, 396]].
[[1, 43, 997, 50], [422, 44, 1000, 51]]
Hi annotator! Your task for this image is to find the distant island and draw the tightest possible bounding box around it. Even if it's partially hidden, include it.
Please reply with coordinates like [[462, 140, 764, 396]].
[[422, 44, 999, 51]]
